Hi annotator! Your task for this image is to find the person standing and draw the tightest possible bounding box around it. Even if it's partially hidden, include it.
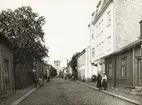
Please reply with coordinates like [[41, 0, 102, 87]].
[[102, 72, 107, 90], [32, 67, 38, 88], [46, 69, 50, 82], [96, 74, 102, 90]]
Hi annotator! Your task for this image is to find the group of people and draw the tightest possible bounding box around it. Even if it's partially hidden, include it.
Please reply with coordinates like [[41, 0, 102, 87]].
[[96, 72, 107, 90], [64, 74, 77, 81], [32, 67, 51, 88]]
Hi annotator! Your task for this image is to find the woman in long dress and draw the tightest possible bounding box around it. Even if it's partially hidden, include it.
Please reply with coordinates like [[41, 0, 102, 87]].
[[96, 74, 102, 90], [102, 72, 107, 90]]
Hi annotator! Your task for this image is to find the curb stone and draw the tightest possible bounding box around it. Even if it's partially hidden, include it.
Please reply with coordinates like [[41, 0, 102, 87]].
[[11, 81, 47, 105], [76, 81, 141, 105], [11, 88, 37, 105]]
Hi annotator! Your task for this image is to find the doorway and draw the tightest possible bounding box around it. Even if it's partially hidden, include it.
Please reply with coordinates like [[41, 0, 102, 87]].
[[138, 59, 142, 86]]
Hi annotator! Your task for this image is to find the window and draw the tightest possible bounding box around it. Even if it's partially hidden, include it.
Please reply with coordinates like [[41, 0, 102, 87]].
[[97, 0, 101, 8], [101, 41, 104, 54], [121, 57, 127, 78], [108, 61, 112, 78], [92, 34, 94, 39], [4, 59, 9, 83], [107, 10, 111, 27], [96, 45, 99, 57], [92, 29, 94, 39], [107, 36, 111, 51], [99, 43, 101, 55], [92, 48, 95, 58]]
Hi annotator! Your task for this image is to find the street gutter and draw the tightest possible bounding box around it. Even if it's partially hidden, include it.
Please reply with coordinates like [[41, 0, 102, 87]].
[[76, 81, 141, 105]]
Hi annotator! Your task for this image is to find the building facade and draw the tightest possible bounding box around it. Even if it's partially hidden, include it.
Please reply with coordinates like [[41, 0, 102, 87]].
[[54, 60, 61, 76], [104, 20, 142, 88], [89, 0, 142, 75], [105, 39, 142, 87], [0, 34, 14, 97], [77, 49, 86, 80], [77, 46, 97, 81]]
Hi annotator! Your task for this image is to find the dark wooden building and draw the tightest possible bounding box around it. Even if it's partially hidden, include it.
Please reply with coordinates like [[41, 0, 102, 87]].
[[104, 39, 142, 88], [0, 34, 14, 97]]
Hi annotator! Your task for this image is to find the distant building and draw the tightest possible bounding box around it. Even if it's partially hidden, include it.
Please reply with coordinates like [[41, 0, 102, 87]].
[[89, 0, 142, 74], [54, 60, 61, 76], [0, 34, 14, 97], [77, 46, 97, 81]]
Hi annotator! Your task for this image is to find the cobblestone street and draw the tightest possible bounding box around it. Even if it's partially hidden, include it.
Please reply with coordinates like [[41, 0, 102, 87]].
[[19, 78, 135, 105]]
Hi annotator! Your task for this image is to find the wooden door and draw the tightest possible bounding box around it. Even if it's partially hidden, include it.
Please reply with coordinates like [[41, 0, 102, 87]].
[[138, 59, 142, 86], [3, 59, 10, 91]]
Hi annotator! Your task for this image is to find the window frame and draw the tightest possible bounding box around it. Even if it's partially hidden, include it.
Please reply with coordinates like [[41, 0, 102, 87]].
[[92, 48, 95, 58], [108, 61, 112, 79], [107, 36, 111, 52], [121, 57, 127, 79], [107, 10, 111, 27]]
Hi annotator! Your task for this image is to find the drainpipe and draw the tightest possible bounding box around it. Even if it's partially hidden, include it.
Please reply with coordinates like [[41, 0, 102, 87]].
[[132, 48, 135, 86]]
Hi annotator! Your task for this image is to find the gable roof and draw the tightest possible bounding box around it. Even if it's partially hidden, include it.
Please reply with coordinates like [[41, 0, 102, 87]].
[[76, 49, 85, 59]]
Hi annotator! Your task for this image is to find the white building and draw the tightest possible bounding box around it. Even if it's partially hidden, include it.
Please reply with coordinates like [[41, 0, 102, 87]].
[[77, 46, 97, 81], [89, 0, 142, 74], [54, 60, 61, 76]]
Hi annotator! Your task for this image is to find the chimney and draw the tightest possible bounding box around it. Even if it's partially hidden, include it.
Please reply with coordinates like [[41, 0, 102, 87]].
[[139, 20, 142, 39]]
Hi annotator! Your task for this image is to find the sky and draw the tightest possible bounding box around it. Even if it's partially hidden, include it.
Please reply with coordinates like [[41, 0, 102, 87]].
[[0, 0, 97, 67]]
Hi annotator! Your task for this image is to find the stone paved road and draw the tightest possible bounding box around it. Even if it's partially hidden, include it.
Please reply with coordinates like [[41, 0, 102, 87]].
[[19, 78, 134, 105]]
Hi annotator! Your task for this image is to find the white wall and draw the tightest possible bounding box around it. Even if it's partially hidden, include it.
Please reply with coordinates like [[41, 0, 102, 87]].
[[77, 51, 86, 80], [94, 2, 114, 60], [77, 47, 97, 81], [85, 46, 97, 80]]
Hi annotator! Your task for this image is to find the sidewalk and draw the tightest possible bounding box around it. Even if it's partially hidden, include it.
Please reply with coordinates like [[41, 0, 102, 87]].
[[76, 81, 142, 105], [0, 84, 35, 105]]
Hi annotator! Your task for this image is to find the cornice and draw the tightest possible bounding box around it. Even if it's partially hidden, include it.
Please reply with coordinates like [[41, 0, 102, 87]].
[[93, 0, 113, 25]]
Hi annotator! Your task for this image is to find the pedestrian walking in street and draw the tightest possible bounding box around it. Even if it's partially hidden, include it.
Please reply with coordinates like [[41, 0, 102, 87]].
[[96, 73, 102, 90], [101, 72, 107, 90]]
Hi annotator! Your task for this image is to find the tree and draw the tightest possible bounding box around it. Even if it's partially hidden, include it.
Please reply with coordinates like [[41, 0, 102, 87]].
[[70, 52, 80, 72], [0, 6, 48, 67], [50, 66, 57, 78], [70, 52, 80, 79]]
